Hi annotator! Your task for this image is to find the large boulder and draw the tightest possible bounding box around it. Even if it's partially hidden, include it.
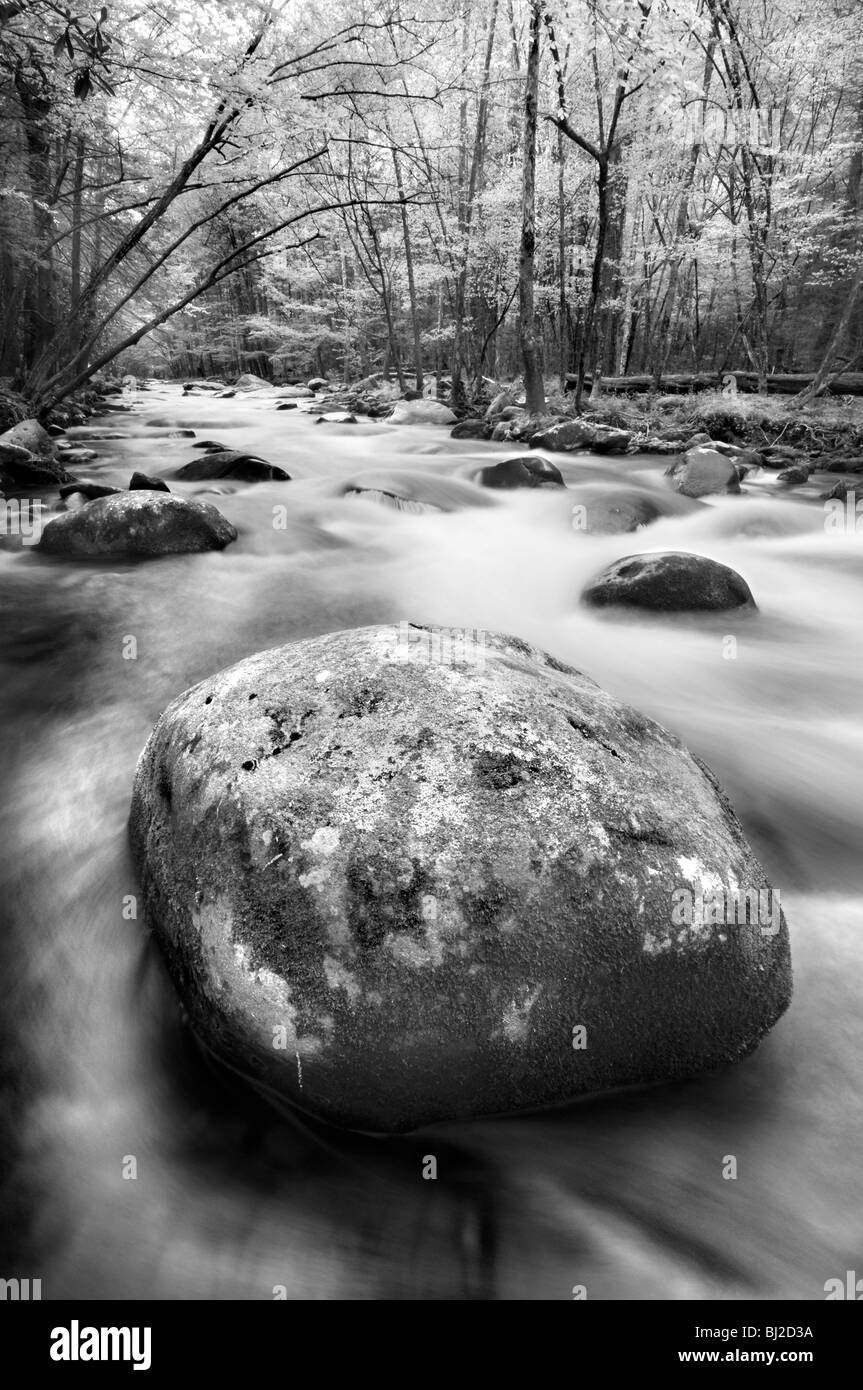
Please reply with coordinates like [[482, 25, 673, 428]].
[[387, 400, 457, 427], [234, 373, 269, 392], [478, 456, 565, 489], [666, 447, 741, 498], [173, 451, 290, 483], [0, 418, 57, 459], [530, 419, 632, 454], [582, 551, 756, 612], [129, 624, 791, 1133], [36, 492, 237, 558]]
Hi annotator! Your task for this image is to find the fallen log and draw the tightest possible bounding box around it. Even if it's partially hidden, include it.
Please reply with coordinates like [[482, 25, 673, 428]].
[[565, 371, 863, 397]]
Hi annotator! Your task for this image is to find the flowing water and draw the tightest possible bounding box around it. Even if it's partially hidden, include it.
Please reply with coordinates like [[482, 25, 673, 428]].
[[1, 384, 861, 1300]]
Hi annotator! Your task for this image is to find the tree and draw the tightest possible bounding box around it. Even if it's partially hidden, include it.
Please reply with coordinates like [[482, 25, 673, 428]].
[[518, 0, 545, 415]]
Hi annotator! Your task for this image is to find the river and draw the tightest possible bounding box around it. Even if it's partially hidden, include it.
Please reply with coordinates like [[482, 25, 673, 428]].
[[1, 384, 861, 1299]]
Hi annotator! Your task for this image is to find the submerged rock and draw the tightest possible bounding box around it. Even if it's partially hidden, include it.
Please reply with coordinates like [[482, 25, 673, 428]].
[[478, 455, 565, 489], [60, 447, 98, 465], [37, 492, 237, 558], [129, 624, 790, 1133], [341, 470, 494, 513], [582, 551, 756, 612], [173, 451, 290, 482], [346, 488, 442, 514], [569, 486, 665, 534]]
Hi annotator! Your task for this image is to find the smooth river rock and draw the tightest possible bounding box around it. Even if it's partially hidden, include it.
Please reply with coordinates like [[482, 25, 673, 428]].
[[582, 551, 756, 611], [129, 471, 171, 492], [173, 451, 290, 482], [129, 624, 790, 1133], [569, 486, 664, 534], [478, 456, 565, 489], [387, 400, 457, 427], [666, 446, 741, 498], [37, 492, 237, 557]]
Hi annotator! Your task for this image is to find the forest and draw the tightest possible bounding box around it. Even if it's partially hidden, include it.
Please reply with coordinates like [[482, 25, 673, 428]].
[[1, 0, 861, 414]]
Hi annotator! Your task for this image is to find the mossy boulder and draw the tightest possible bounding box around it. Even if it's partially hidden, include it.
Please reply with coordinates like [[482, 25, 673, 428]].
[[129, 625, 791, 1133]]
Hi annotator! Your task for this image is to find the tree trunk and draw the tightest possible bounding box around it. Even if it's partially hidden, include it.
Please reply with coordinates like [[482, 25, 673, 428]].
[[557, 129, 570, 383], [68, 134, 86, 356], [518, 0, 545, 416], [392, 147, 423, 391], [14, 72, 55, 375], [797, 260, 863, 406]]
